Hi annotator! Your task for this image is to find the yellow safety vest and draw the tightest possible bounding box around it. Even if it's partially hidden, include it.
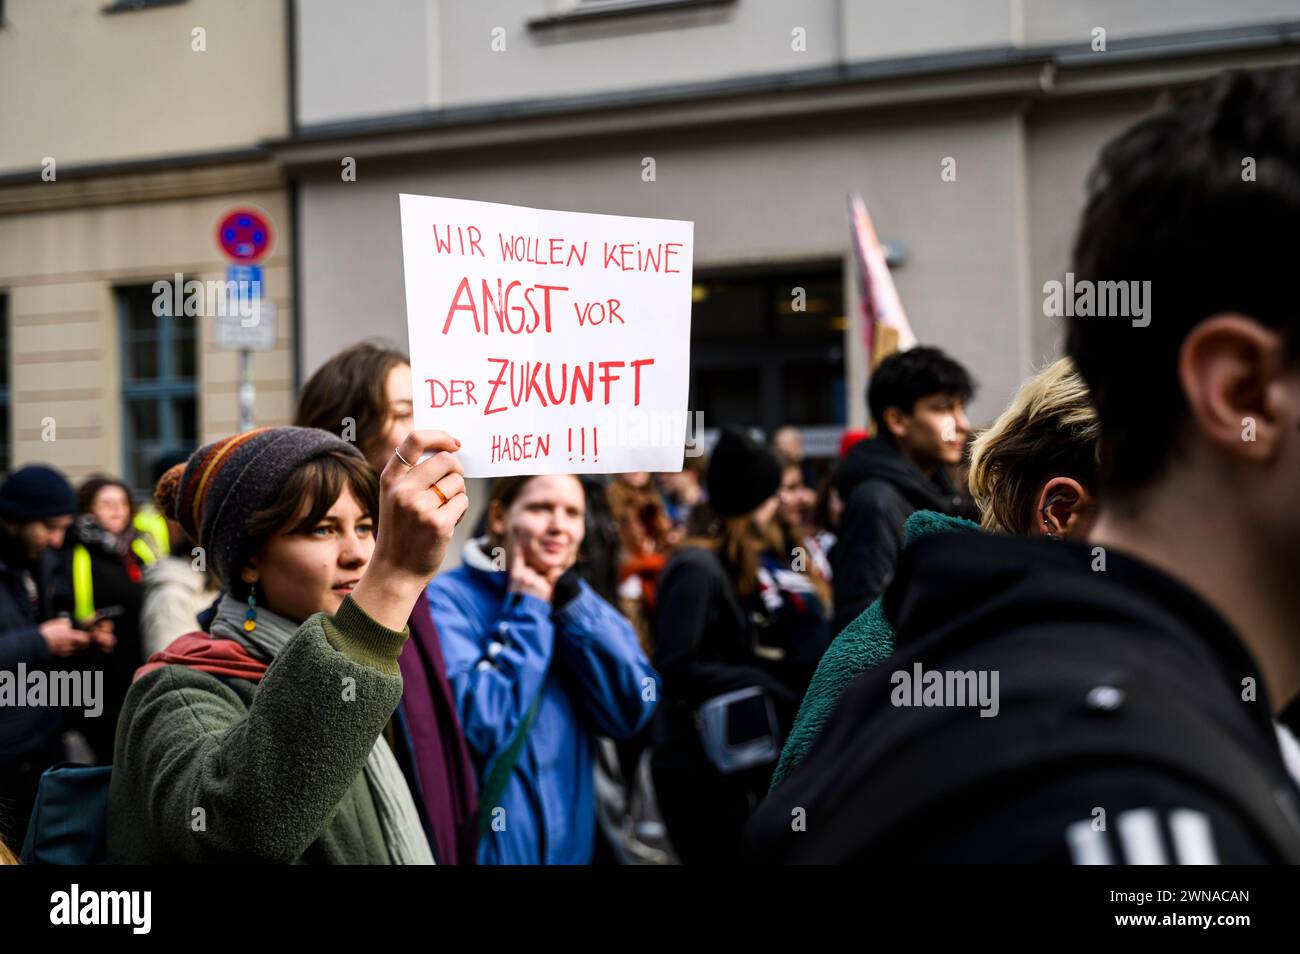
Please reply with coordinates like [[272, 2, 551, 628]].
[[71, 538, 158, 622], [133, 509, 170, 558]]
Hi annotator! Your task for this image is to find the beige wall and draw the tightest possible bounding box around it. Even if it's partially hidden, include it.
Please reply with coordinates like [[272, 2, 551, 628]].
[[305, 75, 1300, 432], [1022, 0, 1300, 46], [294, 0, 1300, 126], [1023, 92, 1158, 372], [296, 99, 1067, 429], [0, 178, 294, 480], [297, 0, 433, 126], [0, 0, 288, 174]]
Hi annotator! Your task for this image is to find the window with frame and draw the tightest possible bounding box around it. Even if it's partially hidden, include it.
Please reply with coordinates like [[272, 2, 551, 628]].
[[688, 263, 846, 443], [118, 284, 197, 500]]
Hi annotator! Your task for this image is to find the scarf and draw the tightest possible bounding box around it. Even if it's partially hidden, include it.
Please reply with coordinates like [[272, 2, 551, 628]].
[[398, 589, 479, 864], [74, 513, 132, 558], [210, 594, 434, 865]]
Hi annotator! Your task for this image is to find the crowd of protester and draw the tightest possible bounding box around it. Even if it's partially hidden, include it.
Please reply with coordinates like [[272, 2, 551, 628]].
[[3, 66, 1300, 864]]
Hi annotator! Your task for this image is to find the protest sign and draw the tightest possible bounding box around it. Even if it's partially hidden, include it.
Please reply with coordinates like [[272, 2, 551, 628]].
[[399, 194, 694, 476]]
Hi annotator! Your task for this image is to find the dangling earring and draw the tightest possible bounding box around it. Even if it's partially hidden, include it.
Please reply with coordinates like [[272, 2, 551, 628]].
[[244, 582, 258, 633]]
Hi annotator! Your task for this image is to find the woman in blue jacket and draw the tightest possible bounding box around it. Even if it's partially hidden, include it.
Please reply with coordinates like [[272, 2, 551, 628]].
[[427, 473, 658, 864]]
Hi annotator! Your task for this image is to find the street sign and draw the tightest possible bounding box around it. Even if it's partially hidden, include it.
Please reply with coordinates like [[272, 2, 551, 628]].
[[214, 299, 277, 351], [226, 264, 263, 289], [216, 208, 273, 263]]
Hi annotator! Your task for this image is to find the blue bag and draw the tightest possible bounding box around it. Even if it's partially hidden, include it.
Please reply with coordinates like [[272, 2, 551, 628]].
[[20, 763, 112, 865]]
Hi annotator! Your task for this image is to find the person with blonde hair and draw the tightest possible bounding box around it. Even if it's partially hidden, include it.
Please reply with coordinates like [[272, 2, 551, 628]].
[[967, 357, 1100, 540], [770, 357, 1101, 790]]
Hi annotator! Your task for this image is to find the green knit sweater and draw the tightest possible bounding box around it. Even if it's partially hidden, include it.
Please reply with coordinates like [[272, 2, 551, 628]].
[[107, 595, 409, 864], [770, 510, 980, 790]]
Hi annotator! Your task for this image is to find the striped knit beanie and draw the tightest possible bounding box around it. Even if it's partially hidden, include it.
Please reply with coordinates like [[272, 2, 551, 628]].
[[156, 426, 366, 593]]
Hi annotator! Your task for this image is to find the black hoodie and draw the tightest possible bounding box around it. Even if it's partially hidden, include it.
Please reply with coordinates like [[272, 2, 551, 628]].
[[746, 531, 1300, 864], [830, 437, 963, 633]]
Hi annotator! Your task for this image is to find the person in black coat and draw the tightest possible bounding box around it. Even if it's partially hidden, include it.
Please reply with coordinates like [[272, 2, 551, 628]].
[[651, 427, 831, 863], [0, 465, 102, 852], [831, 347, 974, 634]]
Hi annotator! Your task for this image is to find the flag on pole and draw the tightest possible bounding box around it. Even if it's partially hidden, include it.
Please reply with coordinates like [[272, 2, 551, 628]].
[[848, 192, 916, 370]]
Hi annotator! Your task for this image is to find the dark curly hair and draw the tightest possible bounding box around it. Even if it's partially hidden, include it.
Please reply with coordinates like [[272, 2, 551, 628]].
[[867, 346, 975, 435], [1066, 67, 1300, 499]]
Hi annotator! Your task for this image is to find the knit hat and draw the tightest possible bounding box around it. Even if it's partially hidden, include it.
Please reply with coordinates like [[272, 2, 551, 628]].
[[0, 464, 77, 521], [706, 426, 782, 517], [157, 427, 366, 593]]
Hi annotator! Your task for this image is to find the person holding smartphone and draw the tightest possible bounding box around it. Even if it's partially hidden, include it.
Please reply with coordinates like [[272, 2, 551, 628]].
[[0, 464, 103, 853], [427, 473, 658, 864]]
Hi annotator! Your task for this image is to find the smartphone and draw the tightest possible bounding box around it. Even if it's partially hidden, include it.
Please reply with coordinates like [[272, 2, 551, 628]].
[[88, 605, 125, 624]]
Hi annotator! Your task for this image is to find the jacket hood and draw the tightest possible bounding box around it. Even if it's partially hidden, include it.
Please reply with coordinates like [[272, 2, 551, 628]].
[[882, 532, 1271, 720], [749, 530, 1287, 863], [461, 535, 505, 576], [901, 509, 980, 548], [834, 437, 962, 514], [134, 632, 269, 684]]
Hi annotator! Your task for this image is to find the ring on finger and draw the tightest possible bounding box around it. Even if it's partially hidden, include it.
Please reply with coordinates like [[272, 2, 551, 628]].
[[394, 447, 415, 469], [431, 478, 449, 505]]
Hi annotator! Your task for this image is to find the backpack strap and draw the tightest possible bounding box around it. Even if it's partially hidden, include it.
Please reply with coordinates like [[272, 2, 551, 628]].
[[476, 683, 546, 842]]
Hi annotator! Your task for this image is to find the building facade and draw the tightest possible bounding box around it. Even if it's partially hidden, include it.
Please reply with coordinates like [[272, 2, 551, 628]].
[[0, 0, 293, 494], [4, 0, 1299, 490], [279, 0, 1300, 458]]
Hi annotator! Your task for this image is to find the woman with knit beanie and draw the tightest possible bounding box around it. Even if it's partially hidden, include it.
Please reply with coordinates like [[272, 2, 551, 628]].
[[650, 426, 833, 863], [107, 426, 467, 864], [296, 343, 479, 864]]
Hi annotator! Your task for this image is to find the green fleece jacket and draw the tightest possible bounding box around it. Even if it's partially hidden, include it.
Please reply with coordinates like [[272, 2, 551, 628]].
[[770, 510, 980, 790], [107, 596, 409, 864]]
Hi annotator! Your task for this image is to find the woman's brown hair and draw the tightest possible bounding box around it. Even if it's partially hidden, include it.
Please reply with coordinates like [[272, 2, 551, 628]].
[[681, 504, 831, 611], [680, 507, 782, 600], [237, 448, 380, 598], [77, 475, 136, 521], [294, 341, 409, 462]]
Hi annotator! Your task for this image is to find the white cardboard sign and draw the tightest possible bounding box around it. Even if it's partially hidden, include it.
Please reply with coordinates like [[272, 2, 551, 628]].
[[399, 194, 693, 476]]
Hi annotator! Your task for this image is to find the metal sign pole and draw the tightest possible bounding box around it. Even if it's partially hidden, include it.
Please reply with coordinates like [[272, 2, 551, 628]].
[[239, 347, 255, 432]]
